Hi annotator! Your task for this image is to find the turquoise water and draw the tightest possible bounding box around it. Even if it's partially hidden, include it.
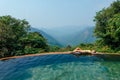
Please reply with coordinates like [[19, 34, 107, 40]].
[[0, 54, 120, 80]]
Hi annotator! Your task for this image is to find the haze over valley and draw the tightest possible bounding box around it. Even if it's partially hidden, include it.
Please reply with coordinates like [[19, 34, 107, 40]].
[[0, 0, 114, 47], [31, 26, 96, 46]]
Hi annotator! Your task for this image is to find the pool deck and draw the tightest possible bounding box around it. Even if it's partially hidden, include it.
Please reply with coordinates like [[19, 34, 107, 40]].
[[0, 51, 120, 60]]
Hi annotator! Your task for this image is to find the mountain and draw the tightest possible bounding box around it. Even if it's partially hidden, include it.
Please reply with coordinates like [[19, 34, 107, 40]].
[[30, 27, 62, 47], [71, 27, 96, 45], [42, 26, 96, 46]]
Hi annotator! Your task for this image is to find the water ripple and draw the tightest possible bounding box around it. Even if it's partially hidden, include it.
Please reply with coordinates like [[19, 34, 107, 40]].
[[0, 54, 120, 80]]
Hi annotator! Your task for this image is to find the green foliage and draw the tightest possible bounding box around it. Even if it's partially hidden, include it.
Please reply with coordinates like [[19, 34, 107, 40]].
[[30, 27, 63, 47], [106, 13, 120, 49], [94, 0, 120, 50], [0, 15, 49, 58], [20, 32, 49, 54], [49, 45, 73, 52], [49, 46, 60, 52], [23, 47, 40, 54], [0, 15, 30, 57], [20, 32, 48, 49], [75, 43, 115, 53], [77, 43, 95, 50]]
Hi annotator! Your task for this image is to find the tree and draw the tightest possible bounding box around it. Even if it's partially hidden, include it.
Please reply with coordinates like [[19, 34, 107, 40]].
[[20, 32, 49, 53], [106, 13, 120, 49], [0, 15, 30, 57], [94, 0, 120, 50], [0, 15, 50, 57]]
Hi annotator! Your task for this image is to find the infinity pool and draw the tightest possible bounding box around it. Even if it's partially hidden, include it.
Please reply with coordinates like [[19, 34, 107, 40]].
[[0, 54, 120, 80]]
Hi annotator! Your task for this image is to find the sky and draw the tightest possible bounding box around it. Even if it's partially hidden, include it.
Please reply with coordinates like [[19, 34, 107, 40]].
[[0, 0, 115, 29]]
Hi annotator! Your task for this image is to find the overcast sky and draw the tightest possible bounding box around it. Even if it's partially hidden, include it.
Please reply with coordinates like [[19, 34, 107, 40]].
[[0, 0, 115, 29]]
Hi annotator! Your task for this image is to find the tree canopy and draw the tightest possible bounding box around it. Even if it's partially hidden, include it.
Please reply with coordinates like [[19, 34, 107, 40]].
[[0, 15, 49, 57], [94, 0, 120, 50]]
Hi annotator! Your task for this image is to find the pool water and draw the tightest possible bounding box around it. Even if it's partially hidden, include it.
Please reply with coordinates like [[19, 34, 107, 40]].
[[0, 54, 120, 80]]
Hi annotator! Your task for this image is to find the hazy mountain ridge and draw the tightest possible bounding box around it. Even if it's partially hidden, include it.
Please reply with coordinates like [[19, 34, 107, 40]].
[[72, 27, 96, 45], [42, 26, 96, 46], [30, 27, 62, 47]]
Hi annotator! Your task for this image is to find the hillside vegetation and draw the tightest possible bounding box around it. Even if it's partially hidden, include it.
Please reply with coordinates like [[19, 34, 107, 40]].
[[0, 0, 120, 58], [51, 0, 120, 53], [30, 27, 62, 47], [94, 0, 120, 52], [0, 16, 49, 58]]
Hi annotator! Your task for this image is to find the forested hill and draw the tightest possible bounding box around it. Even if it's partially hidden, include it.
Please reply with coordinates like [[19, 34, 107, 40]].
[[30, 27, 62, 47], [0, 15, 50, 58]]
